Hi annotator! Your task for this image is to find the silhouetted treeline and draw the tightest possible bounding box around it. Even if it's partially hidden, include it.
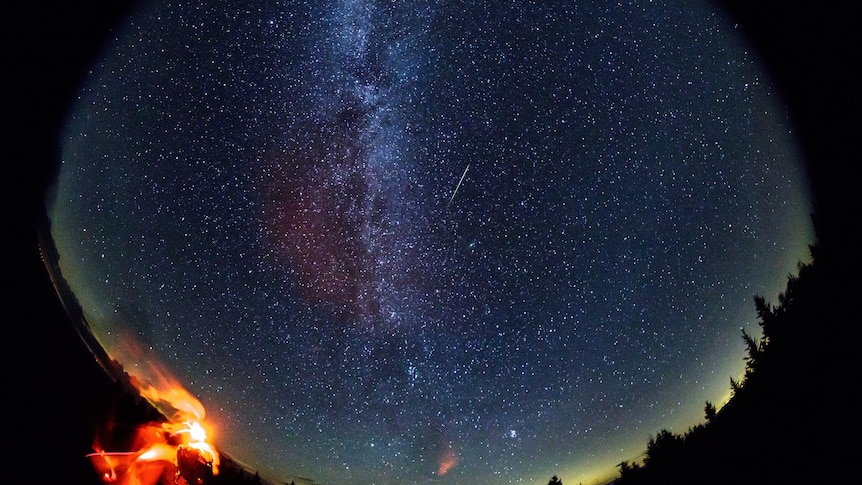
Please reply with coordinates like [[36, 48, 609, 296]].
[[613, 216, 856, 485]]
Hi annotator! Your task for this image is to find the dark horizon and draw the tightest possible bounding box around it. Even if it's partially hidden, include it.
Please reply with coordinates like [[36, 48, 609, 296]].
[[7, 2, 856, 484]]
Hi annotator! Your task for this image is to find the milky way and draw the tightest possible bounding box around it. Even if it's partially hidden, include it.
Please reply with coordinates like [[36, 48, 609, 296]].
[[49, 1, 813, 483]]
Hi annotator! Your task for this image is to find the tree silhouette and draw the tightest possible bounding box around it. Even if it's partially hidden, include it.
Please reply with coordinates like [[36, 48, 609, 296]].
[[704, 401, 716, 421], [617, 460, 641, 481], [609, 217, 855, 485], [548, 475, 563, 485], [728, 375, 742, 397], [741, 328, 763, 374], [643, 429, 683, 467]]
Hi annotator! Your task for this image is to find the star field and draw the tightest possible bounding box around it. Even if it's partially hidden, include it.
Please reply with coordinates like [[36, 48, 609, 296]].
[[48, 1, 813, 484]]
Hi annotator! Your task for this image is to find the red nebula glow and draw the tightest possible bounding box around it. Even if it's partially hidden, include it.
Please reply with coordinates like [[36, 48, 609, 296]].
[[260, 129, 370, 311], [437, 447, 459, 476]]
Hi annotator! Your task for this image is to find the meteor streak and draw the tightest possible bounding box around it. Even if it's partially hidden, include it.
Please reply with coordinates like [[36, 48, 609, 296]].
[[447, 164, 470, 208]]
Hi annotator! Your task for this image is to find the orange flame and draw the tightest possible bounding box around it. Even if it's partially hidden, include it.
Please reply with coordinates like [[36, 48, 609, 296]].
[[88, 362, 219, 485]]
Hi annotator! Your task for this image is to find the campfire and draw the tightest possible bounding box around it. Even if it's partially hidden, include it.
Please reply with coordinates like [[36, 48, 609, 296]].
[[87, 364, 220, 485]]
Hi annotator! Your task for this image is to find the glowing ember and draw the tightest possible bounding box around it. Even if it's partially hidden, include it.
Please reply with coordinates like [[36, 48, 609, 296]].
[[87, 364, 219, 485]]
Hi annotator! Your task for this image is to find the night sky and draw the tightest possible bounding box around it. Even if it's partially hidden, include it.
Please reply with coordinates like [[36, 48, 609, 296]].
[[41, 1, 815, 484]]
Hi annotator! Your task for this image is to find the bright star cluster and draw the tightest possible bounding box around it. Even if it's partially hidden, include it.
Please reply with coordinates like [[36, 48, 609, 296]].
[[48, 1, 813, 484]]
